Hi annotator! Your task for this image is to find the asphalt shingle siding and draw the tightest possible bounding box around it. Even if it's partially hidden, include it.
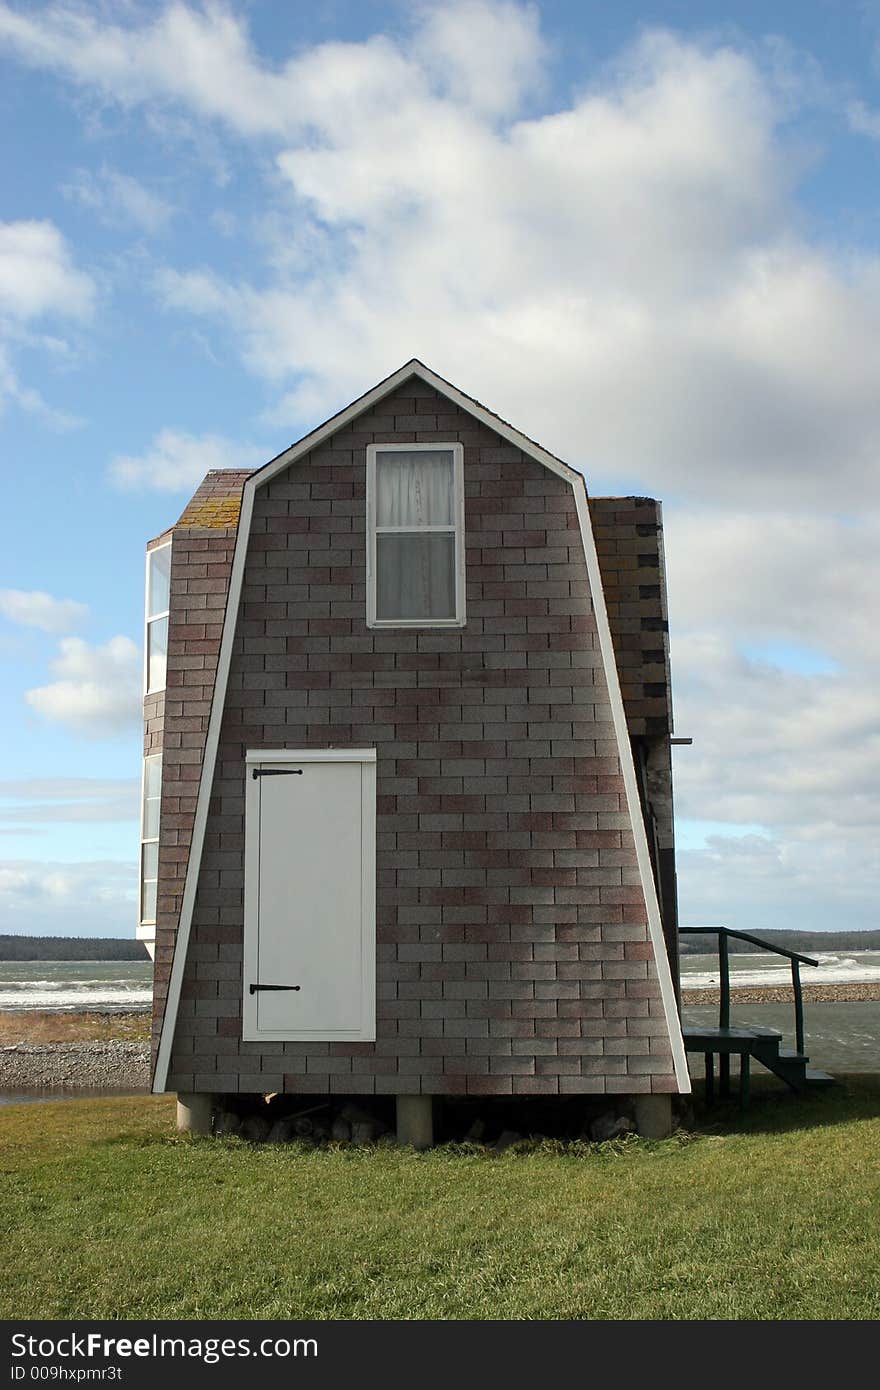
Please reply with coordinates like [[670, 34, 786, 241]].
[[587, 497, 672, 737]]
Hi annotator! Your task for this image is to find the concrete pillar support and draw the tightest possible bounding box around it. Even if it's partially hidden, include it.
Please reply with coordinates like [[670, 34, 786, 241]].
[[396, 1094, 434, 1149], [634, 1094, 673, 1139], [176, 1092, 216, 1136]]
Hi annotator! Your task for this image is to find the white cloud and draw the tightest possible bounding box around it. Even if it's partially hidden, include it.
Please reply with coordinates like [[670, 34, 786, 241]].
[[678, 828, 880, 934], [671, 632, 880, 830], [847, 99, 880, 140], [0, 219, 94, 321], [108, 427, 255, 491], [662, 507, 880, 912], [128, 16, 880, 512], [412, 0, 546, 116], [0, 778, 138, 825], [0, 0, 305, 135], [0, 858, 137, 936], [25, 636, 141, 736], [0, 342, 83, 428], [669, 624, 880, 932], [664, 509, 880, 676], [0, 589, 88, 634], [63, 165, 175, 234], [0, 220, 94, 421]]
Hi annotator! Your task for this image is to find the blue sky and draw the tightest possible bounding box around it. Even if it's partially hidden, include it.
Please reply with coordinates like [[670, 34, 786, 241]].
[[1, 0, 879, 936]]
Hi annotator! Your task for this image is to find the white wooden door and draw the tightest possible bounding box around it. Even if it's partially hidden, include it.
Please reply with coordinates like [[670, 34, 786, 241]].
[[243, 750, 376, 1042]]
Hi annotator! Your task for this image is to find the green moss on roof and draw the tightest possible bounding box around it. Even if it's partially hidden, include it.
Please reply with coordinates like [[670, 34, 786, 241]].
[[174, 470, 252, 529]]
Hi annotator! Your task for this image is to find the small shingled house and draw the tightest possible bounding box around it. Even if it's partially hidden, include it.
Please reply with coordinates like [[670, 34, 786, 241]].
[[139, 359, 690, 1143]]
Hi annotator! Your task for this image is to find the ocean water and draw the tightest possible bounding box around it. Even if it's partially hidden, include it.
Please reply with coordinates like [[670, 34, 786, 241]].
[[680, 950, 880, 1074], [0, 1088, 147, 1107], [0, 960, 153, 1012], [680, 949, 880, 991], [682, 1001, 880, 1074]]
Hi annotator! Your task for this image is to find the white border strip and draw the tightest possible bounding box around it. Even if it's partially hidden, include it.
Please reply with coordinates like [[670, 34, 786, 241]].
[[571, 480, 691, 1092]]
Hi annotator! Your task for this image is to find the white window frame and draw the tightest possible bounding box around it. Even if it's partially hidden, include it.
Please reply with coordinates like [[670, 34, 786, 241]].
[[144, 539, 171, 695], [366, 441, 466, 628], [138, 753, 162, 933]]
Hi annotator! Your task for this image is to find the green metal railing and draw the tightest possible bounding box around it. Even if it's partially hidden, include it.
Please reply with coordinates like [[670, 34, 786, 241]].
[[679, 926, 819, 1056]]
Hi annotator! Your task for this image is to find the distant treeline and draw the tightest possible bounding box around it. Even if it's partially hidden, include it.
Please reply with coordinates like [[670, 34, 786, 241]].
[[679, 929, 880, 955], [0, 936, 150, 962]]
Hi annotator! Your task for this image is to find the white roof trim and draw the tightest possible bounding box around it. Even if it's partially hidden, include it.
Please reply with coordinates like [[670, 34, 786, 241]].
[[252, 359, 581, 490], [153, 361, 689, 1094]]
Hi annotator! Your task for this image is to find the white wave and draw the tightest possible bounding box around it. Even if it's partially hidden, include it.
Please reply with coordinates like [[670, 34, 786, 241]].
[[0, 988, 152, 1010], [9, 979, 145, 991], [684, 962, 880, 990]]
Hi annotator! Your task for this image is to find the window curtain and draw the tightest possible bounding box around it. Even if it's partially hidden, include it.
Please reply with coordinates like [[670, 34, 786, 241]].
[[375, 452, 456, 620], [376, 450, 454, 527]]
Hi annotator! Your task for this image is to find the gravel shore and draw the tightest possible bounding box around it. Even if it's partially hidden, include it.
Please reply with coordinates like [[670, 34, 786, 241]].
[[681, 982, 880, 1006], [0, 1041, 150, 1092]]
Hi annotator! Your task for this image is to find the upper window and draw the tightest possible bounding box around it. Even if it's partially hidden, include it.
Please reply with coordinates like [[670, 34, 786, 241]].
[[145, 542, 171, 693], [366, 443, 465, 627], [139, 753, 162, 926]]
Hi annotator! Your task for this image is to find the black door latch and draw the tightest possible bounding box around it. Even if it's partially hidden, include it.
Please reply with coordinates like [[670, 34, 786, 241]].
[[252, 768, 303, 779], [249, 983, 301, 994]]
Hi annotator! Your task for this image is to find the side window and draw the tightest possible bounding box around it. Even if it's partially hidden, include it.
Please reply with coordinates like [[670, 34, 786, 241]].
[[366, 444, 465, 627], [140, 753, 162, 926], [145, 542, 171, 693]]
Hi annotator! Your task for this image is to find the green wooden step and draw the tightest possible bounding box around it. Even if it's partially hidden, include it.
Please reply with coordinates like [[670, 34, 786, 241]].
[[683, 1025, 782, 1054], [683, 1025, 783, 1042]]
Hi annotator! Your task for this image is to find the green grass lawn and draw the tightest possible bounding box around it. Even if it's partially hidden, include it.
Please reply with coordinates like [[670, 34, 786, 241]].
[[1, 1081, 878, 1320]]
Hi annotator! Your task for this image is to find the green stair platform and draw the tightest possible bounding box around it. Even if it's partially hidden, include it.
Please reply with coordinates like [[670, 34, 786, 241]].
[[682, 1023, 835, 1107], [679, 927, 836, 1107]]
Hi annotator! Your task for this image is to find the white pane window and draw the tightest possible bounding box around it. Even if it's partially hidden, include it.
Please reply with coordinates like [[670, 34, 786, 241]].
[[147, 544, 171, 618], [142, 754, 162, 839], [147, 615, 168, 693], [140, 754, 161, 926], [376, 533, 456, 620], [141, 872, 158, 926], [368, 443, 465, 627], [145, 541, 171, 693]]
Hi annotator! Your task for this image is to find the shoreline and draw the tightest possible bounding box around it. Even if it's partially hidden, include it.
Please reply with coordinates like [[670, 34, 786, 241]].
[[0, 1041, 150, 1093], [681, 982, 880, 1006], [0, 1011, 150, 1093], [0, 1008, 150, 1046]]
